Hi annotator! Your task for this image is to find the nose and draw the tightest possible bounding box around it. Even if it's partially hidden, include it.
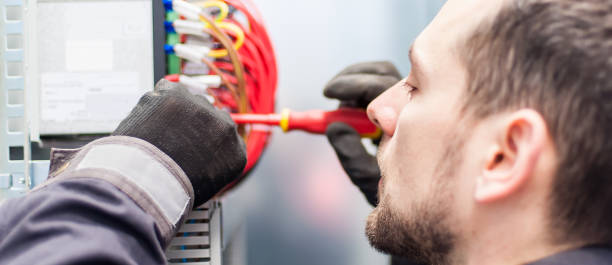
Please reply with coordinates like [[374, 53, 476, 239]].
[[367, 82, 407, 137]]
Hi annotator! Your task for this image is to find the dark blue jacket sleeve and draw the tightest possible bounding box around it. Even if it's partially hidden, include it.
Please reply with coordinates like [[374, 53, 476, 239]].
[[528, 245, 612, 265], [0, 178, 167, 265]]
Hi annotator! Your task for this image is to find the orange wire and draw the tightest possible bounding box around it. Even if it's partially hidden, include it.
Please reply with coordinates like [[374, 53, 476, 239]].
[[200, 57, 239, 102], [198, 12, 249, 114]]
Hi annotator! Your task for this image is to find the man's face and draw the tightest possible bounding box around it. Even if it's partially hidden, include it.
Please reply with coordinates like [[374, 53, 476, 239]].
[[365, 0, 510, 263]]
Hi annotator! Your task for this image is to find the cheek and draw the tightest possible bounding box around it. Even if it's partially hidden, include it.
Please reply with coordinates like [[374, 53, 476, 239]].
[[395, 106, 450, 168], [384, 102, 460, 199]]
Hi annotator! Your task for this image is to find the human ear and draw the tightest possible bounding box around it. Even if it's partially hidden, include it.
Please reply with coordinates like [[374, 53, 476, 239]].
[[475, 109, 548, 203]]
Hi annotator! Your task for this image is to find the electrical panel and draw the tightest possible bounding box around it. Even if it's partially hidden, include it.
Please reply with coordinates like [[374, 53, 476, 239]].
[[1, 1, 274, 264], [31, 0, 155, 136]]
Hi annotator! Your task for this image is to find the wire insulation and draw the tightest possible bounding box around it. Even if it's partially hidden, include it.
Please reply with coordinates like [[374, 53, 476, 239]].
[[165, 0, 278, 177]]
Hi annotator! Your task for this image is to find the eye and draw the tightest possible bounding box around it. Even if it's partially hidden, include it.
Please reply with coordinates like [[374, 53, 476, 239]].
[[402, 79, 418, 97]]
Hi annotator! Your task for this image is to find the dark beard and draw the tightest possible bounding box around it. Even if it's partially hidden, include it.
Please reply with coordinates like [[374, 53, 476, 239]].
[[365, 195, 455, 265], [366, 132, 466, 265]]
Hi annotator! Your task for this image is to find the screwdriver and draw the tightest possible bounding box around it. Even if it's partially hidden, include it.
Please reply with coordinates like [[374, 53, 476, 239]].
[[230, 108, 381, 139]]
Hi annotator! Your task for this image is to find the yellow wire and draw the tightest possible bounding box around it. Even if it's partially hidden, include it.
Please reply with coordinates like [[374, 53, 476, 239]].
[[191, 1, 245, 57], [199, 12, 249, 114], [198, 0, 229, 22], [202, 21, 245, 58]]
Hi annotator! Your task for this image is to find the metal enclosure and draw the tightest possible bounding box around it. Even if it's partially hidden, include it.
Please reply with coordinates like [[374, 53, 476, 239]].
[[0, 1, 226, 264]]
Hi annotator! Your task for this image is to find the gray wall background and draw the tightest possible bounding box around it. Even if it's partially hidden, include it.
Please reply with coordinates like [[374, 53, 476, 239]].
[[223, 1, 446, 264]]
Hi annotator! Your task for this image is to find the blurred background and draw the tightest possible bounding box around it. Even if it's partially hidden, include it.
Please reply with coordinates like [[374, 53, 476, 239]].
[[222, 1, 446, 264]]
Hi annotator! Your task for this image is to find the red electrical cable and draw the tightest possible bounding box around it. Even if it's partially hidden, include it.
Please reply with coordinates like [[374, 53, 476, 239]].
[[218, 0, 277, 176], [168, 0, 278, 179]]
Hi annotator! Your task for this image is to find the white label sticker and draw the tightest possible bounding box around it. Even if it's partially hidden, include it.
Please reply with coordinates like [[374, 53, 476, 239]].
[[65, 40, 114, 72], [36, 0, 154, 135], [40, 72, 141, 133]]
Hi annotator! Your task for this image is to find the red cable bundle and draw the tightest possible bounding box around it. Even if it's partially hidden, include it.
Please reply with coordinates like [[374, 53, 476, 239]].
[[217, 0, 277, 176], [167, 0, 277, 181]]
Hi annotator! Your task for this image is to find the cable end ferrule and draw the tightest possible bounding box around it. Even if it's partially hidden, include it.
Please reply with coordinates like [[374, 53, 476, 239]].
[[164, 21, 176, 33], [164, 44, 175, 54], [173, 44, 211, 63], [173, 19, 207, 35], [163, 0, 173, 11], [172, 0, 201, 21], [164, 74, 180, 82]]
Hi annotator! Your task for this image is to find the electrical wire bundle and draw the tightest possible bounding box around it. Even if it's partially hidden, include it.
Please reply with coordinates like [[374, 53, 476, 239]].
[[162, 0, 277, 180]]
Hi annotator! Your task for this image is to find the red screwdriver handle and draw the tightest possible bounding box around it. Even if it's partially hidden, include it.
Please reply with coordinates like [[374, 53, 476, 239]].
[[281, 108, 381, 139], [230, 109, 382, 139]]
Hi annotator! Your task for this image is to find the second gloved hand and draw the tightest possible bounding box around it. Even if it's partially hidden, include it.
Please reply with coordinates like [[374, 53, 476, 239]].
[[113, 79, 247, 207], [325, 61, 401, 206]]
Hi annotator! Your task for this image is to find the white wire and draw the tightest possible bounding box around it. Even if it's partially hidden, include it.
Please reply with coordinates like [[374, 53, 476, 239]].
[[172, 0, 201, 20]]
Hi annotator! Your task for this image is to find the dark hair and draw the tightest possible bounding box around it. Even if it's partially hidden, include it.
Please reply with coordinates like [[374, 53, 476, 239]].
[[461, 0, 612, 244]]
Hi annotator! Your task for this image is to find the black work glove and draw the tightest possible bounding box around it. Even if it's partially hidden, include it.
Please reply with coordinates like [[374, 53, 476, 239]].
[[324, 61, 401, 206], [113, 79, 247, 207]]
